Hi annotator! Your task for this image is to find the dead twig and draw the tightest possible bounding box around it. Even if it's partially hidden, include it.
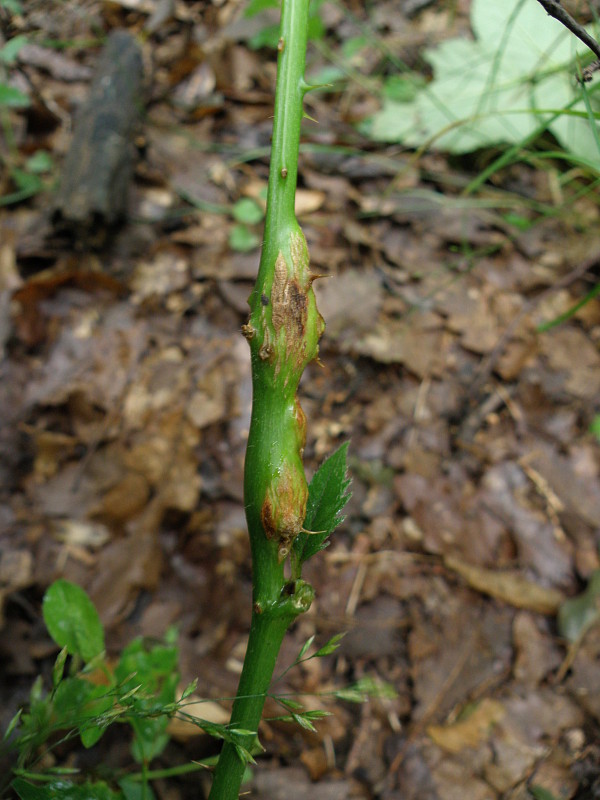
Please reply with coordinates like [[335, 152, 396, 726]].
[[534, 0, 600, 80]]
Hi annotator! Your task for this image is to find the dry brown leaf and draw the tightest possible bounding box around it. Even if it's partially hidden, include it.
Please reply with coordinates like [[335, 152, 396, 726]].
[[295, 189, 326, 216], [444, 554, 565, 614], [98, 472, 151, 522], [539, 328, 600, 400], [354, 315, 447, 377], [88, 530, 162, 626], [427, 698, 505, 753]]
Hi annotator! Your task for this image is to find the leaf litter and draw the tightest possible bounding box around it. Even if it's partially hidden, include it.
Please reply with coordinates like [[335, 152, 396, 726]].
[[1, 1, 600, 798]]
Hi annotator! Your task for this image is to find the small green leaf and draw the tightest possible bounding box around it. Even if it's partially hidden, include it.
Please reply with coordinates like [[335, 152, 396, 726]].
[[180, 678, 198, 700], [335, 676, 397, 703], [232, 197, 264, 225], [558, 570, 600, 642], [293, 442, 352, 567], [114, 636, 179, 763], [42, 579, 105, 662], [52, 647, 68, 689], [233, 742, 257, 765], [0, 34, 28, 64], [229, 224, 260, 252], [119, 777, 156, 800], [590, 415, 600, 442], [0, 83, 29, 107], [291, 712, 317, 732], [30, 675, 44, 704], [0, 0, 23, 12], [13, 780, 121, 800], [25, 150, 53, 174], [502, 212, 533, 231], [313, 632, 346, 658], [334, 686, 366, 703], [52, 677, 112, 741], [295, 634, 315, 662], [12, 779, 50, 800], [529, 787, 561, 800], [276, 697, 303, 712], [80, 724, 105, 748], [3, 707, 21, 739], [131, 717, 170, 763], [11, 168, 43, 195]]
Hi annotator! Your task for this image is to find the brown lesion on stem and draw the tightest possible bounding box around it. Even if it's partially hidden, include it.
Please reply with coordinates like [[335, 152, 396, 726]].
[[271, 253, 308, 342], [261, 461, 308, 562], [250, 230, 325, 560]]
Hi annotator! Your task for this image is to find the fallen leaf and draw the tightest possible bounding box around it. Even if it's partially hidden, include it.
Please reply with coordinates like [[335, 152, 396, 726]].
[[444, 554, 565, 614], [427, 698, 505, 753]]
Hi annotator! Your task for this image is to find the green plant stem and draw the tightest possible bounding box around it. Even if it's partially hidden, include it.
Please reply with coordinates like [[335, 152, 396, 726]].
[[205, 611, 290, 799], [208, 1, 320, 798]]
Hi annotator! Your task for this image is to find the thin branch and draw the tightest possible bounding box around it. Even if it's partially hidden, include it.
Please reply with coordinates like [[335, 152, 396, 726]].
[[535, 0, 600, 79]]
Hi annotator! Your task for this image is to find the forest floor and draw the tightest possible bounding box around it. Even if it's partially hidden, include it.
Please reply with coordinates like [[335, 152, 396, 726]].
[[1, 1, 600, 798]]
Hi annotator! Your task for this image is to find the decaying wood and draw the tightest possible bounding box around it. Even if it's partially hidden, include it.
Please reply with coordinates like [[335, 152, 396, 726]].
[[52, 30, 144, 242]]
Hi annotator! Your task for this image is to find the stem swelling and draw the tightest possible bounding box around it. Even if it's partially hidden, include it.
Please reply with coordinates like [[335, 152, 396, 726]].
[[208, 2, 321, 798]]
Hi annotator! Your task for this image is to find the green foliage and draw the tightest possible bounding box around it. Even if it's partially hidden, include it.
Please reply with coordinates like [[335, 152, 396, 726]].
[[228, 198, 265, 251], [334, 676, 397, 704], [590, 415, 600, 441], [0, 34, 28, 64], [0, 83, 29, 108], [529, 787, 561, 800], [558, 569, 600, 642], [232, 197, 264, 225], [3, 581, 215, 796], [290, 632, 346, 670], [365, 0, 600, 166], [0, 0, 23, 11], [229, 223, 261, 251], [114, 635, 180, 763], [42, 579, 105, 662], [13, 777, 123, 800], [292, 442, 352, 574], [0, 30, 56, 206]]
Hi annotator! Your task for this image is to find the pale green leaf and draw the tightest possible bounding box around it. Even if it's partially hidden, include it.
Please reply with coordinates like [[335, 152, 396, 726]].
[[229, 224, 260, 252], [366, 0, 600, 166], [313, 632, 346, 658]]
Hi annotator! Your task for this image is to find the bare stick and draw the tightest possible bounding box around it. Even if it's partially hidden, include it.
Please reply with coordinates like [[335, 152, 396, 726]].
[[534, 0, 600, 79]]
